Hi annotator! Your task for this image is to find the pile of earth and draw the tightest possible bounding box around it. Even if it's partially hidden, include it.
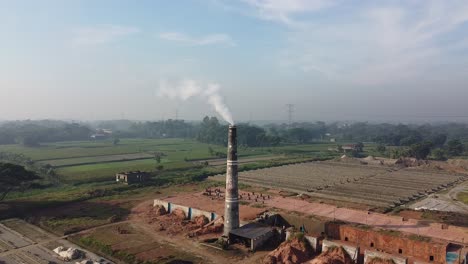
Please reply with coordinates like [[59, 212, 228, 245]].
[[193, 215, 209, 226], [142, 205, 168, 224], [337, 155, 363, 165], [189, 216, 224, 237], [447, 159, 468, 170], [395, 157, 429, 167], [171, 208, 186, 220], [338, 155, 396, 166], [306, 246, 353, 264], [263, 238, 312, 264], [361, 156, 397, 166]]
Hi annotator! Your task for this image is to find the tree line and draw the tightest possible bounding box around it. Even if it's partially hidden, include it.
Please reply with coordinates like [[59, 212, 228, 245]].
[[0, 119, 467, 157], [0, 120, 91, 146]]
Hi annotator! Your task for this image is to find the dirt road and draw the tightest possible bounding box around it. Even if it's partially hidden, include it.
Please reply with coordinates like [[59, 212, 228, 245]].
[[410, 181, 468, 213]]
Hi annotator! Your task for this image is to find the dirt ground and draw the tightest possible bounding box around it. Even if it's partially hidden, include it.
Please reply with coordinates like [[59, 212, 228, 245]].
[[129, 199, 270, 264], [409, 180, 468, 213], [153, 186, 468, 244], [135, 184, 468, 247], [0, 219, 112, 264]]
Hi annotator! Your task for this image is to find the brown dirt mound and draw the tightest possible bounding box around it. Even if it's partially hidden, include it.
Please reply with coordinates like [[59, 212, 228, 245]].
[[395, 157, 429, 167], [307, 246, 353, 264], [154, 205, 167, 216], [448, 159, 468, 170], [132, 203, 168, 224], [193, 215, 209, 227], [263, 238, 311, 264], [366, 257, 395, 264], [171, 208, 186, 220]]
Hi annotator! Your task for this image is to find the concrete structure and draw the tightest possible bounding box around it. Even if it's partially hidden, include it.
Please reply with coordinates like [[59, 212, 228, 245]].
[[115, 171, 149, 184], [305, 235, 320, 253], [224, 125, 239, 236], [364, 249, 408, 264], [342, 144, 359, 152], [322, 240, 360, 262], [229, 223, 274, 251], [153, 199, 217, 221]]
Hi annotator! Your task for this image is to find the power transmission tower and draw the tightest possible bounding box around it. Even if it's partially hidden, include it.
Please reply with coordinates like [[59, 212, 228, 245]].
[[286, 104, 294, 128]]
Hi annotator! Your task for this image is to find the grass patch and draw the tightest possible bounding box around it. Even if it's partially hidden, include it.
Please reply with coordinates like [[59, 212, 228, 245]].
[[457, 192, 468, 205]]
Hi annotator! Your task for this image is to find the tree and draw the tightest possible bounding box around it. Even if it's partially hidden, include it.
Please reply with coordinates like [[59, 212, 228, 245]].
[[337, 145, 343, 153], [154, 153, 161, 164], [208, 146, 214, 156], [376, 144, 386, 153], [14, 135, 39, 147], [431, 148, 447, 161], [447, 139, 464, 156], [0, 162, 40, 201], [430, 134, 447, 147], [287, 128, 311, 143], [408, 141, 433, 160], [113, 138, 120, 146], [355, 142, 364, 152]]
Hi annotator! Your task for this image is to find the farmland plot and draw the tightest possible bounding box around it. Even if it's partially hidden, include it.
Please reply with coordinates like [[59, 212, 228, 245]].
[[42, 152, 155, 167], [237, 161, 467, 209]]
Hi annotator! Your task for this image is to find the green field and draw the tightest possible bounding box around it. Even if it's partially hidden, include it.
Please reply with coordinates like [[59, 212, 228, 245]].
[[0, 138, 341, 184], [0, 138, 224, 161]]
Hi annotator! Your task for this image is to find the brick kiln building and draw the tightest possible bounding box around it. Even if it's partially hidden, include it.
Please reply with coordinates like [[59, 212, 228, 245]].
[[325, 221, 466, 264]]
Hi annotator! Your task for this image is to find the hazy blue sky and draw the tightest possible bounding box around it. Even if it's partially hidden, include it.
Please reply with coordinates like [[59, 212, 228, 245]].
[[1, 0, 468, 122]]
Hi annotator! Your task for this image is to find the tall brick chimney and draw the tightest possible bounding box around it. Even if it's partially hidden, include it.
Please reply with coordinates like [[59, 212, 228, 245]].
[[223, 125, 239, 236]]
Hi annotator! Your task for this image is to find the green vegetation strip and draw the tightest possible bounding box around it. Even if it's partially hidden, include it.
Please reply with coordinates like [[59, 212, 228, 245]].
[[457, 191, 468, 205]]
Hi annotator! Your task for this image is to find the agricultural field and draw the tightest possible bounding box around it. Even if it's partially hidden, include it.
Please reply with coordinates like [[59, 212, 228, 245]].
[[0, 138, 339, 184], [228, 161, 467, 209]]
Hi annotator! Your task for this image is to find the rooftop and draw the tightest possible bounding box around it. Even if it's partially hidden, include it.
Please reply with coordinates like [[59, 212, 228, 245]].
[[230, 222, 273, 239]]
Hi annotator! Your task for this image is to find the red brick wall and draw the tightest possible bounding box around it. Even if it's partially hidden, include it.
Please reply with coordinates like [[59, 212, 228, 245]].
[[325, 222, 447, 264]]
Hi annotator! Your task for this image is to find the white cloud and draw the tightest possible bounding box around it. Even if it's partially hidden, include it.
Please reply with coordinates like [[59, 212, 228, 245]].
[[268, 1, 468, 85], [159, 32, 236, 47], [241, 0, 334, 25], [73, 24, 140, 45]]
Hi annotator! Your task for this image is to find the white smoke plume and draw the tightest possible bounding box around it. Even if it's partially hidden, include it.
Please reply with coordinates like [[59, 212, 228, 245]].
[[157, 79, 234, 125]]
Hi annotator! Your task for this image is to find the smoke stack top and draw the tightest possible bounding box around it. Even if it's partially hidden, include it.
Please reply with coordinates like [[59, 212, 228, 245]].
[[157, 79, 234, 125]]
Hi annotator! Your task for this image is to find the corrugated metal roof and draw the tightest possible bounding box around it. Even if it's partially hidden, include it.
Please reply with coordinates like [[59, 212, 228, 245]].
[[229, 223, 273, 239]]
